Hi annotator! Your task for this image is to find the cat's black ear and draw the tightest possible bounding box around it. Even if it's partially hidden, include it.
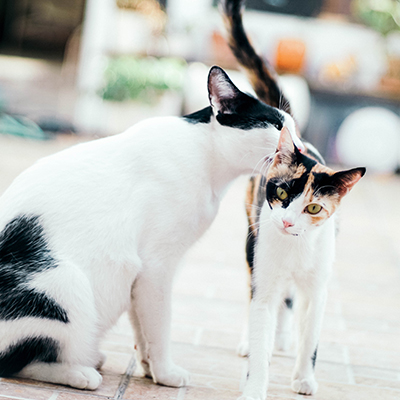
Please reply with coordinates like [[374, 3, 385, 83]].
[[207, 66, 241, 114], [331, 167, 366, 197]]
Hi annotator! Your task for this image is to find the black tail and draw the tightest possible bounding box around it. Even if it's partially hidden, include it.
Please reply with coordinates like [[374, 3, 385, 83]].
[[220, 0, 291, 114]]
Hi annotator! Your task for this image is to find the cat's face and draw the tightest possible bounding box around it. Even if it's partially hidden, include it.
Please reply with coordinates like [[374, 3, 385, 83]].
[[266, 128, 365, 236]]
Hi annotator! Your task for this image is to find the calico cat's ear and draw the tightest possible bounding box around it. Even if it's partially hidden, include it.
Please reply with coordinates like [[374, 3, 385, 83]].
[[274, 127, 295, 164], [331, 167, 366, 197], [207, 66, 241, 114]]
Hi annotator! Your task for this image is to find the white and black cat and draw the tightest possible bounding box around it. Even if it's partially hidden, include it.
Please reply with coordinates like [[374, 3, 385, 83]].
[[0, 66, 300, 390], [240, 128, 364, 399]]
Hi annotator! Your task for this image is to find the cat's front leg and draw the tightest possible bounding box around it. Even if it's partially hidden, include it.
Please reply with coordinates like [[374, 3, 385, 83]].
[[291, 287, 327, 396], [130, 269, 190, 388], [240, 296, 280, 400]]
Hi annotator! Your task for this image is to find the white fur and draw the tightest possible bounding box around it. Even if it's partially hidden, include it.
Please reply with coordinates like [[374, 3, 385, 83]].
[[0, 74, 295, 389], [239, 199, 335, 400]]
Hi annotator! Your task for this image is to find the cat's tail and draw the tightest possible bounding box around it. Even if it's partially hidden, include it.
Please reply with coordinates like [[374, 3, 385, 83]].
[[220, 0, 291, 114]]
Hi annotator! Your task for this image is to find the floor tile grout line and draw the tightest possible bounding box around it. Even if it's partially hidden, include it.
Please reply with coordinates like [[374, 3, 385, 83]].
[[176, 387, 186, 400], [113, 354, 137, 400], [47, 391, 60, 400]]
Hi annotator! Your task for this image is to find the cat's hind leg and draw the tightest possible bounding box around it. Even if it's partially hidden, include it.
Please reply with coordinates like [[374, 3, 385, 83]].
[[128, 303, 151, 378], [275, 293, 294, 352], [0, 260, 103, 390]]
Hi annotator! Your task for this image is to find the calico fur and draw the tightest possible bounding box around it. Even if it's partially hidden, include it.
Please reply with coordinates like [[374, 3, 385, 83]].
[[220, 1, 365, 397], [239, 128, 364, 399], [0, 66, 298, 390]]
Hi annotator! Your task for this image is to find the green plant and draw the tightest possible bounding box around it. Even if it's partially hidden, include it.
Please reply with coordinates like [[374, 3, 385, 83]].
[[353, 0, 400, 35], [100, 56, 186, 103]]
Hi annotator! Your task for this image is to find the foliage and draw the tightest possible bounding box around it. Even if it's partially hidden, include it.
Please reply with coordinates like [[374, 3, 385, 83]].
[[100, 56, 186, 103], [353, 0, 400, 35]]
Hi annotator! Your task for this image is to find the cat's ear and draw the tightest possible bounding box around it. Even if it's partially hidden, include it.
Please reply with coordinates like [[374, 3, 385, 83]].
[[331, 167, 366, 197], [207, 66, 241, 114], [274, 127, 295, 164]]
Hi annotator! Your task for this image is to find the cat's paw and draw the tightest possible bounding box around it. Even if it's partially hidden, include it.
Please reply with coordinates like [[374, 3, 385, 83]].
[[237, 341, 249, 357], [291, 376, 318, 395], [67, 366, 103, 390], [237, 396, 262, 400], [274, 331, 292, 352], [152, 363, 190, 387]]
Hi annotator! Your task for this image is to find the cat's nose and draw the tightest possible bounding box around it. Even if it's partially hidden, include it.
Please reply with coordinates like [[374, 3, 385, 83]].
[[282, 219, 294, 229]]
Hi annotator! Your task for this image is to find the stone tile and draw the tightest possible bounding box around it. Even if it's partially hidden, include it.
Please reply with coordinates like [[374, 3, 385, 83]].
[[190, 373, 241, 391], [99, 351, 133, 376], [1, 372, 121, 398], [0, 381, 56, 400], [172, 343, 245, 381], [320, 329, 400, 352], [57, 393, 111, 400], [183, 386, 241, 400], [123, 377, 179, 399], [198, 329, 242, 350], [353, 376, 400, 390], [311, 381, 400, 400], [348, 346, 400, 371]]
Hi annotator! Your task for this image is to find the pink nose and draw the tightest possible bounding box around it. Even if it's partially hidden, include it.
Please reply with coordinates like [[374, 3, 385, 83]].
[[283, 219, 294, 229]]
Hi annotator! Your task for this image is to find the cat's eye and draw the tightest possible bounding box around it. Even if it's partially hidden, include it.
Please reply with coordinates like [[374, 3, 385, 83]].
[[306, 204, 322, 214], [273, 122, 282, 130], [276, 187, 288, 200]]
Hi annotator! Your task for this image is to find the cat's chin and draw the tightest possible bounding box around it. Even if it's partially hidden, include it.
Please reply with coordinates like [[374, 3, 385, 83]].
[[278, 227, 301, 237]]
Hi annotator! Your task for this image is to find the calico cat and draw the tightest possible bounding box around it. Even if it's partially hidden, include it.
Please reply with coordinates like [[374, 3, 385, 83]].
[[240, 127, 364, 399], [0, 66, 299, 390], [221, 1, 366, 397], [220, 0, 325, 357]]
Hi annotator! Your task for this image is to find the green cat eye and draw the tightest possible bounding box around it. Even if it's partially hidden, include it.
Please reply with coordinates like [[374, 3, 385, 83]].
[[307, 204, 322, 214], [276, 187, 288, 200]]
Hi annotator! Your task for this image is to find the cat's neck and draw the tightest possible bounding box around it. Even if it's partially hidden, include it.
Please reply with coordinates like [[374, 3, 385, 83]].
[[190, 115, 271, 197], [186, 109, 277, 192]]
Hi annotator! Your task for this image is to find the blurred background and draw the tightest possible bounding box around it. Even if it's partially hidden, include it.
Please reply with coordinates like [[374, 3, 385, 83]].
[[0, 0, 399, 172]]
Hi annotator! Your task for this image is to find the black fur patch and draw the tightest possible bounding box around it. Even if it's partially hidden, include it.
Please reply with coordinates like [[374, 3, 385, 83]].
[[183, 106, 213, 124], [284, 297, 293, 309], [215, 94, 284, 131], [183, 96, 284, 131], [311, 346, 318, 369], [0, 215, 69, 323], [267, 150, 317, 208], [246, 228, 257, 298], [0, 336, 59, 376]]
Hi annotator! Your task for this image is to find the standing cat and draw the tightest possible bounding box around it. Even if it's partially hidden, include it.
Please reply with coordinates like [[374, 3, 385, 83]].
[[0, 66, 299, 390], [220, 1, 365, 397], [220, 0, 325, 357], [239, 128, 364, 399]]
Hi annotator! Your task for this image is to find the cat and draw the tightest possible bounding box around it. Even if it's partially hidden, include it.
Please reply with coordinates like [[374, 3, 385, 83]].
[[220, 1, 366, 397], [220, 0, 325, 357], [239, 127, 365, 399], [0, 66, 301, 390]]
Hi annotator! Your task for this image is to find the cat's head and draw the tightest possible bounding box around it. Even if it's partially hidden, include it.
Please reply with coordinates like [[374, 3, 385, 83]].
[[266, 127, 365, 236], [185, 66, 303, 172]]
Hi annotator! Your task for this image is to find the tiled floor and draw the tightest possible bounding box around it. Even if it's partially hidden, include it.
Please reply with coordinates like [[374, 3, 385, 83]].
[[0, 135, 399, 400]]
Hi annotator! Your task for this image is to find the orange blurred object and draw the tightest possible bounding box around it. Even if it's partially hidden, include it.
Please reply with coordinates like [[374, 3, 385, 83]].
[[276, 38, 306, 74]]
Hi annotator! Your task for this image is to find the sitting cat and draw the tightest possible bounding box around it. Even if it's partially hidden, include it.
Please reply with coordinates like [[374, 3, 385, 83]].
[[239, 128, 365, 399], [0, 66, 299, 390]]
